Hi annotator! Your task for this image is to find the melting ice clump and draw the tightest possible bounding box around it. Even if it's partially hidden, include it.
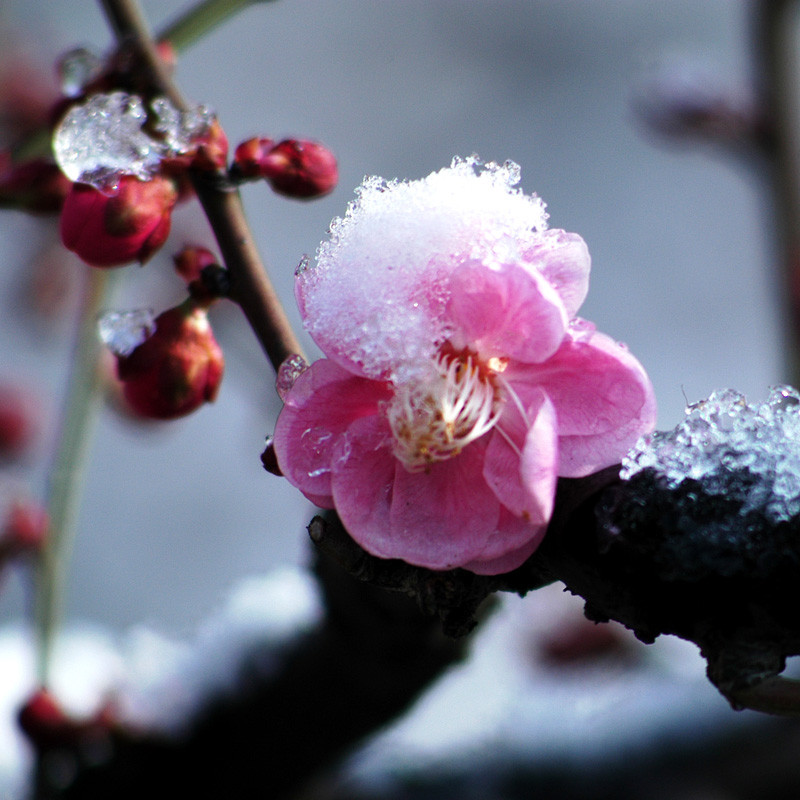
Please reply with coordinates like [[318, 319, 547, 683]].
[[53, 91, 213, 189], [599, 387, 800, 580], [622, 386, 800, 522], [98, 309, 156, 357], [298, 156, 548, 384]]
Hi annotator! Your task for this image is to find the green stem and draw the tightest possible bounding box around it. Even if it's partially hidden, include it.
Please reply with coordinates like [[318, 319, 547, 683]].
[[158, 0, 276, 54], [34, 270, 114, 684]]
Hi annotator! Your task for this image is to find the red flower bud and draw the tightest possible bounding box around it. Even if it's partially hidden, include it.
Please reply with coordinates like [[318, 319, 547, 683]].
[[115, 302, 224, 420], [60, 174, 178, 267], [232, 137, 275, 180], [172, 245, 224, 304], [232, 138, 337, 198], [0, 157, 72, 214], [18, 688, 114, 751], [0, 384, 38, 459], [2, 499, 48, 553], [190, 118, 229, 172], [173, 246, 219, 285]]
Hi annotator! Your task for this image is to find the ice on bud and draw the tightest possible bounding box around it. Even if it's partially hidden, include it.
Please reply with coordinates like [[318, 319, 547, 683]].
[[115, 302, 224, 420], [57, 48, 103, 98], [53, 91, 214, 190], [98, 309, 156, 357], [276, 355, 309, 401]]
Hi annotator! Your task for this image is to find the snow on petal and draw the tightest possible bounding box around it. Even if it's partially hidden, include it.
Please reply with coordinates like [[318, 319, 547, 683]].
[[297, 156, 549, 383]]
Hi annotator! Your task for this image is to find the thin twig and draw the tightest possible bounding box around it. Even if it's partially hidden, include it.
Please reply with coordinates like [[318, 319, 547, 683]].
[[159, 0, 277, 54], [35, 270, 114, 685], [99, 0, 304, 369], [752, 0, 800, 383]]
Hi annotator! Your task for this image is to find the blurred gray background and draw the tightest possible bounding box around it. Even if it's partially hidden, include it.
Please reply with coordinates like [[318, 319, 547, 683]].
[[0, 1, 782, 635]]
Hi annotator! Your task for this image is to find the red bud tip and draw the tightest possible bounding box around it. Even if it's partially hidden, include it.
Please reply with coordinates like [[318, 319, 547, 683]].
[[259, 139, 338, 199], [59, 174, 178, 267], [260, 437, 283, 476], [116, 302, 224, 420], [173, 246, 219, 284], [2, 499, 48, 552], [0, 384, 38, 459], [18, 689, 114, 751], [0, 157, 72, 214]]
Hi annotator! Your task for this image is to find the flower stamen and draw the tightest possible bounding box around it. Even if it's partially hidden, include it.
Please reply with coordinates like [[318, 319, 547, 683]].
[[388, 348, 504, 471]]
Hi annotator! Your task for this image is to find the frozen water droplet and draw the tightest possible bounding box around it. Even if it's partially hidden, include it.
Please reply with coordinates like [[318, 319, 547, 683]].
[[53, 92, 215, 190], [568, 317, 596, 341], [295, 255, 311, 276], [276, 355, 309, 401], [57, 48, 102, 98], [98, 309, 156, 356], [150, 96, 213, 156]]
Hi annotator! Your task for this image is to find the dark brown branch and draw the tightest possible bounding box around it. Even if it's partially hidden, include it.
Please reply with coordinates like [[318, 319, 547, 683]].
[[32, 533, 467, 800], [98, 0, 304, 370]]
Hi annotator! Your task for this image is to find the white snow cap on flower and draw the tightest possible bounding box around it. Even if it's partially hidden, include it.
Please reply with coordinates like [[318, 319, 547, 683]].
[[298, 156, 549, 383]]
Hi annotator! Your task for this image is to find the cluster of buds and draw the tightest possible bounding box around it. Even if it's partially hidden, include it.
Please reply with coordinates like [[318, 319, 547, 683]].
[[232, 137, 337, 199]]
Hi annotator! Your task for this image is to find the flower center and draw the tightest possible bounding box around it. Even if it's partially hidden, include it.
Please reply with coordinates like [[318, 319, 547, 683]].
[[387, 347, 505, 471]]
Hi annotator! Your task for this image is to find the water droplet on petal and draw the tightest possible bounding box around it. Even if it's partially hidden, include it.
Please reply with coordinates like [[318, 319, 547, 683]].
[[98, 309, 156, 356], [276, 354, 309, 401], [57, 48, 103, 98], [295, 255, 311, 276]]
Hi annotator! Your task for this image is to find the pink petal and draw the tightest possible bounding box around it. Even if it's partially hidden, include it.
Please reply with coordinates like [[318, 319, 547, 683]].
[[461, 517, 545, 575], [273, 359, 392, 501], [483, 388, 558, 525], [523, 229, 591, 318], [447, 260, 567, 363], [506, 328, 656, 476], [332, 420, 501, 570], [330, 415, 398, 546]]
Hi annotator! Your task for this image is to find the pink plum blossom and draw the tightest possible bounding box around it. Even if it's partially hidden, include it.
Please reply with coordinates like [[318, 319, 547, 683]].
[[273, 157, 656, 575]]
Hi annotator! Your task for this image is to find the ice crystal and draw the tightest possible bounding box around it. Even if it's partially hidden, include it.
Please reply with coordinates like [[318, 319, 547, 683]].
[[53, 91, 214, 190], [622, 386, 800, 522], [299, 156, 549, 384], [276, 355, 309, 401], [98, 309, 156, 357]]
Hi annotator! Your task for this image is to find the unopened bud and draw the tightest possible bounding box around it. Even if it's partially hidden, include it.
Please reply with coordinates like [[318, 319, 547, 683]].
[[60, 174, 178, 267], [0, 384, 38, 459], [115, 301, 224, 420], [231, 137, 274, 180], [190, 118, 229, 172], [232, 138, 337, 199], [0, 157, 72, 214], [18, 689, 114, 752], [2, 498, 48, 553], [173, 246, 226, 304]]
